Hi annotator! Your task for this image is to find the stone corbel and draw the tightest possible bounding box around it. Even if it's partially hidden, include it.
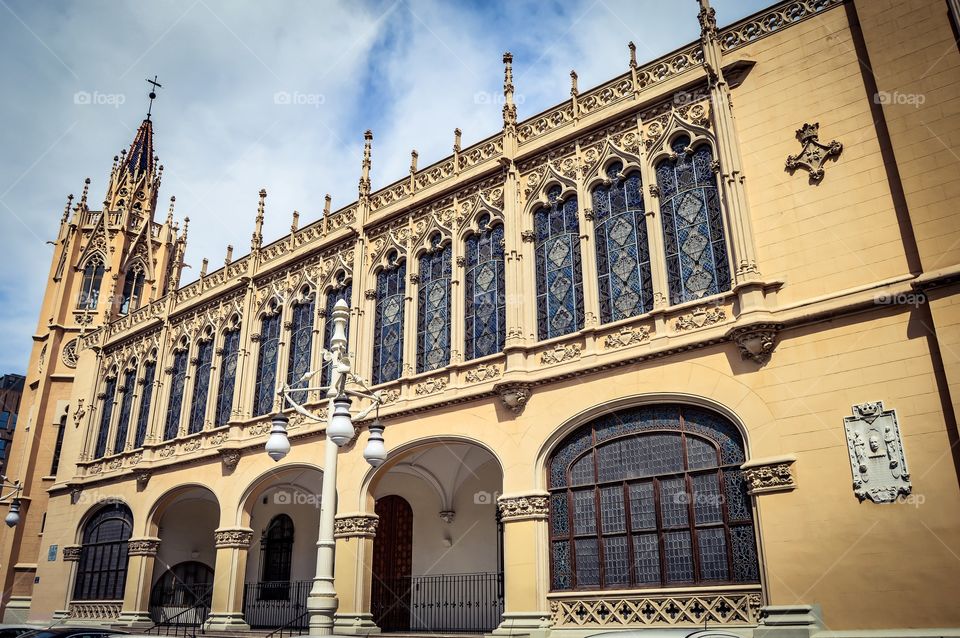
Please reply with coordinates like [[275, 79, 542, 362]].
[[494, 381, 531, 415], [334, 513, 379, 539], [218, 447, 242, 472], [439, 510, 456, 524], [727, 322, 784, 365], [497, 492, 549, 522], [740, 455, 796, 495]]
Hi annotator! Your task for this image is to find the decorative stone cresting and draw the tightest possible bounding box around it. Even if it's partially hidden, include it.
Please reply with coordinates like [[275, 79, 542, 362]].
[[497, 493, 549, 521], [844, 401, 911, 503], [214, 528, 254, 548], [549, 590, 761, 626], [127, 537, 161, 556], [785, 122, 842, 183], [62, 545, 82, 561], [728, 322, 784, 365], [334, 514, 379, 539], [741, 455, 796, 495]]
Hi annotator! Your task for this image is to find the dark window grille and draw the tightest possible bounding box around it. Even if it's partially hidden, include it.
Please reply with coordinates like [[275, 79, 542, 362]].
[[188, 339, 214, 434], [253, 312, 282, 416], [259, 514, 295, 600], [94, 377, 117, 458], [215, 330, 240, 426], [72, 502, 132, 601], [534, 186, 584, 340], [464, 218, 506, 361], [78, 255, 105, 310], [113, 370, 136, 454], [134, 361, 156, 448], [119, 266, 145, 315], [321, 279, 352, 387], [164, 349, 188, 440], [50, 415, 67, 474], [372, 257, 406, 385], [417, 237, 452, 373], [287, 296, 316, 405]]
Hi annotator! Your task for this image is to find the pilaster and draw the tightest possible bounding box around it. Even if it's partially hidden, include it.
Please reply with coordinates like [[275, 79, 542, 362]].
[[204, 528, 253, 631]]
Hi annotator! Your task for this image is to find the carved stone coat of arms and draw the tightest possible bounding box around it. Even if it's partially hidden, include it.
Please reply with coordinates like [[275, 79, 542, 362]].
[[843, 402, 911, 503]]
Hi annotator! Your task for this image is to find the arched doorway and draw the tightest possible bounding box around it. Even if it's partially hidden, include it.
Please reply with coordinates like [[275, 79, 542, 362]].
[[369, 441, 503, 633], [150, 561, 214, 609], [72, 502, 133, 604]]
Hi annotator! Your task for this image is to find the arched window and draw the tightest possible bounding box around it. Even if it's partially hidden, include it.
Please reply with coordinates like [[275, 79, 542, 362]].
[[592, 162, 653, 322], [417, 236, 452, 373], [464, 216, 505, 360], [113, 368, 136, 454], [94, 376, 117, 458], [164, 347, 188, 440], [287, 291, 316, 404], [548, 404, 759, 591], [119, 264, 146, 315], [253, 308, 282, 417], [656, 136, 731, 305], [78, 255, 105, 310], [372, 253, 406, 385], [134, 360, 156, 448], [322, 275, 352, 387], [73, 502, 133, 601], [215, 329, 240, 427], [534, 186, 584, 340], [188, 337, 214, 434], [259, 514, 295, 600]]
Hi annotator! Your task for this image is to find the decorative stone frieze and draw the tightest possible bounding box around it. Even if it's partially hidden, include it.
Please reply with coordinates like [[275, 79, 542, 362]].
[[674, 307, 726, 331], [549, 590, 762, 626], [741, 455, 796, 495], [127, 537, 161, 556], [214, 528, 254, 548], [540, 343, 582, 365], [785, 122, 842, 183], [62, 545, 82, 561], [844, 402, 911, 503], [415, 376, 447, 395], [494, 382, 531, 415], [333, 514, 379, 539], [603, 326, 650, 349], [378, 388, 400, 404], [465, 363, 501, 383], [218, 448, 242, 471], [728, 322, 784, 365], [497, 493, 549, 522], [68, 600, 122, 620]]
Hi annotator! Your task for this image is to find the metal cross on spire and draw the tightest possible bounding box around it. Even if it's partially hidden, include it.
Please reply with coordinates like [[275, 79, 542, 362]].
[[145, 75, 162, 119]]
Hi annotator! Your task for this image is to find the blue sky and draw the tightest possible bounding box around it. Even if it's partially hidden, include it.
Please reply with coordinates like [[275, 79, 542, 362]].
[[0, 0, 771, 373]]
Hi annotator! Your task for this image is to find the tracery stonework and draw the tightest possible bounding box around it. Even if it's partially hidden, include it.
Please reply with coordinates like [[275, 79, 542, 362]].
[[497, 494, 549, 521], [334, 514, 379, 539], [127, 537, 161, 556], [214, 528, 254, 548]]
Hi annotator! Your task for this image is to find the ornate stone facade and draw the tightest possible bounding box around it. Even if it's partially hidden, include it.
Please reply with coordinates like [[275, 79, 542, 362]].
[[126, 537, 161, 556], [497, 494, 549, 522], [214, 528, 254, 548], [741, 456, 797, 495], [333, 514, 379, 539]]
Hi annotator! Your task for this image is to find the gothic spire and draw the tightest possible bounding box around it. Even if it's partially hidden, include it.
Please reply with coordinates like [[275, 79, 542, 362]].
[[359, 130, 373, 200], [502, 52, 517, 128]]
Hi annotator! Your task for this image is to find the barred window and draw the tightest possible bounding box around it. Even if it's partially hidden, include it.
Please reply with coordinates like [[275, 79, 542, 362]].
[[259, 514, 295, 600], [215, 330, 240, 427], [188, 339, 214, 434], [73, 503, 132, 601], [253, 309, 282, 417], [534, 187, 584, 340], [164, 349, 188, 440], [134, 360, 156, 448], [464, 217, 505, 360], [417, 236, 452, 373], [113, 369, 136, 454], [287, 292, 316, 404], [94, 376, 117, 458], [548, 404, 758, 591], [372, 253, 406, 385]]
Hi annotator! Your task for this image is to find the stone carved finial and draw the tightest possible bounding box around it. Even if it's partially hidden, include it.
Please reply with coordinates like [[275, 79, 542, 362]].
[[453, 128, 462, 153], [334, 514, 379, 539], [697, 0, 718, 39], [844, 402, 911, 503], [569, 70, 578, 97], [251, 189, 266, 250], [785, 122, 842, 183], [628, 41, 637, 68], [360, 130, 373, 199], [728, 323, 784, 365], [494, 382, 531, 415], [502, 52, 517, 128]]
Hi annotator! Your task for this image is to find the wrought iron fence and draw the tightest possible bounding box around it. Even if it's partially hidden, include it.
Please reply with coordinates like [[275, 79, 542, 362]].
[[373, 572, 503, 633], [243, 580, 311, 629], [148, 583, 212, 629]]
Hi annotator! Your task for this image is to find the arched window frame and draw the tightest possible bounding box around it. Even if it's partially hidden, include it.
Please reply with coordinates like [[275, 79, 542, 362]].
[[652, 133, 732, 305], [532, 183, 585, 341], [73, 502, 133, 601], [259, 514, 295, 600], [547, 403, 759, 592], [252, 300, 283, 417], [163, 339, 189, 441], [214, 315, 242, 428], [134, 351, 158, 448], [187, 327, 215, 435], [112, 359, 138, 454], [415, 233, 452, 373], [463, 212, 506, 361], [119, 262, 147, 315], [321, 272, 353, 388], [93, 367, 119, 458], [78, 253, 106, 310], [372, 251, 407, 386], [286, 285, 317, 405]]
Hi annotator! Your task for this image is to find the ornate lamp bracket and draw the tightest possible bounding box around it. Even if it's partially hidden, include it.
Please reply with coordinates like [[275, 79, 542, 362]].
[[785, 122, 842, 183]]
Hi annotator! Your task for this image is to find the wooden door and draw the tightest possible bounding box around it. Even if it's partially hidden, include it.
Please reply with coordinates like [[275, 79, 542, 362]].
[[371, 495, 413, 632]]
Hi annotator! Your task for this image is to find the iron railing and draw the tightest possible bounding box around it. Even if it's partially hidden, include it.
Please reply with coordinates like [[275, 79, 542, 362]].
[[243, 580, 311, 629], [373, 572, 503, 633], [148, 583, 212, 636], [264, 609, 310, 638]]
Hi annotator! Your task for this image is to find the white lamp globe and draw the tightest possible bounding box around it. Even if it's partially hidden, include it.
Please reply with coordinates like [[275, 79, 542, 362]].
[[265, 413, 291, 462], [328, 396, 355, 447], [4, 499, 21, 528], [363, 420, 386, 467]]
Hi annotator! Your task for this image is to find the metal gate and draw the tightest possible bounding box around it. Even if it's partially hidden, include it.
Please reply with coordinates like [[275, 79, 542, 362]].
[[242, 580, 311, 629], [372, 572, 504, 633]]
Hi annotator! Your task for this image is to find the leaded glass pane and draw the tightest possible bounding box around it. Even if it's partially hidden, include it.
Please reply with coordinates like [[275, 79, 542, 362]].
[[629, 482, 656, 531], [215, 330, 240, 427], [94, 377, 117, 458], [686, 436, 718, 470], [321, 283, 352, 387], [188, 340, 214, 434], [572, 490, 596, 535], [697, 527, 729, 581], [164, 350, 188, 440], [664, 531, 694, 583], [253, 313, 281, 417], [731, 525, 760, 582], [724, 469, 752, 521], [683, 406, 745, 464], [134, 361, 155, 448], [417, 242, 452, 373], [551, 492, 569, 536], [534, 188, 584, 340], [574, 538, 600, 587], [632, 533, 661, 584], [465, 223, 506, 360], [693, 472, 723, 525], [593, 165, 653, 322], [552, 541, 572, 590], [569, 454, 594, 486], [287, 296, 316, 404], [656, 138, 731, 304], [597, 433, 684, 482], [113, 371, 136, 454], [659, 478, 689, 528], [603, 536, 630, 586], [373, 261, 406, 385], [600, 486, 626, 534]]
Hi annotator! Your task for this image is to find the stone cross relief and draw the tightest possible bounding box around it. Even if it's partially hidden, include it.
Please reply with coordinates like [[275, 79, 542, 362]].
[[844, 401, 911, 503]]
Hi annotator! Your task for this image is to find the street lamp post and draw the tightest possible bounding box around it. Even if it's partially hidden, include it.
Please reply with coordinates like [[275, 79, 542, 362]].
[[1, 476, 23, 528], [265, 298, 385, 636]]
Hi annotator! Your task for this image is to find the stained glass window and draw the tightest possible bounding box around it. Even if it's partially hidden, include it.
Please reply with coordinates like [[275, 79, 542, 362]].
[[465, 217, 505, 360], [593, 162, 653, 322], [253, 311, 282, 416], [534, 187, 584, 340], [215, 330, 240, 427], [112, 370, 136, 454], [656, 137, 731, 304], [372, 255, 406, 385], [72, 503, 132, 601], [287, 293, 316, 404], [188, 339, 214, 434], [417, 237, 452, 373], [78, 255, 105, 310], [548, 403, 758, 591], [94, 376, 117, 458], [134, 361, 156, 448], [119, 265, 146, 315], [163, 349, 188, 441], [322, 278, 352, 387]]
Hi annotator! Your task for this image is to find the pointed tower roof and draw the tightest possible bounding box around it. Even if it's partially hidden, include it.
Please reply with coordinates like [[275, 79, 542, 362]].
[[124, 118, 155, 177]]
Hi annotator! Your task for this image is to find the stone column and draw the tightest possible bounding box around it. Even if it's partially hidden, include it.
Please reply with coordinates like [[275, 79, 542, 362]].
[[117, 537, 161, 627], [331, 513, 380, 635], [492, 493, 552, 638], [204, 528, 253, 631]]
